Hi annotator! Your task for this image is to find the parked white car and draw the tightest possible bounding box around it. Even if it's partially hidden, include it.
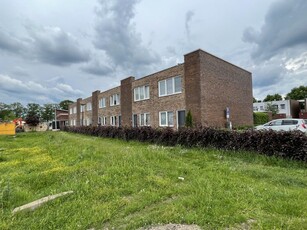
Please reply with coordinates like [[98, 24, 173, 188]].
[[255, 119, 307, 133]]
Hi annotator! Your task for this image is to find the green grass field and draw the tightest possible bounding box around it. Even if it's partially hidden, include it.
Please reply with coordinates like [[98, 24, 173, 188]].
[[0, 132, 306, 229]]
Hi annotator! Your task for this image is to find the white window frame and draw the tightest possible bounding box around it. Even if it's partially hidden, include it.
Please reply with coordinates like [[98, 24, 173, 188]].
[[86, 102, 92, 111], [139, 113, 150, 126], [73, 107, 77, 114], [159, 111, 174, 127], [110, 116, 117, 126], [99, 98, 106, 108], [110, 94, 120, 106], [69, 108, 72, 114], [134, 85, 150, 101], [158, 76, 182, 97]]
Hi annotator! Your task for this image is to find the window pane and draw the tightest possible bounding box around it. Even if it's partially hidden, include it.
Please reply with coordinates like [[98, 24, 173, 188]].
[[159, 81, 166, 96], [167, 78, 173, 95], [140, 86, 145, 100], [160, 112, 166, 125], [135, 88, 139, 101], [146, 114, 150, 126], [145, 86, 149, 99], [168, 112, 174, 126], [174, 76, 182, 93], [140, 114, 144, 126], [117, 94, 120, 105]]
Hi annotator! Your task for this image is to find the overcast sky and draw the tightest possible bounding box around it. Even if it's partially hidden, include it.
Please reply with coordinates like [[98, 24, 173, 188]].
[[1, 0, 306, 105]]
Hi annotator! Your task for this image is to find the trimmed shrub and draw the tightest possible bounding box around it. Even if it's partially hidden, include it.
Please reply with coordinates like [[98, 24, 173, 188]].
[[64, 126, 307, 162], [253, 112, 269, 125]]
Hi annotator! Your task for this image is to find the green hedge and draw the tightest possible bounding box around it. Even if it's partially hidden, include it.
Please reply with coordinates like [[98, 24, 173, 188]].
[[253, 112, 269, 125]]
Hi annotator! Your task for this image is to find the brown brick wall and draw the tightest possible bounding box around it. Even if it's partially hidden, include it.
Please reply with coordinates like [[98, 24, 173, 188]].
[[80, 96, 92, 125], [184, 52, 202, 125], [121, 77, 134, 126], [198, 50, 253, 128], [91, 90, 100, 126], [68, 49, 253, 129], [97, 86, 121, 125], [132, 65, 185, 129]]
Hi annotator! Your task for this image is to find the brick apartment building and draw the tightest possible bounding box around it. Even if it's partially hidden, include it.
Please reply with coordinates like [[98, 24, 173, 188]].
[[69, 49, 253, 129]]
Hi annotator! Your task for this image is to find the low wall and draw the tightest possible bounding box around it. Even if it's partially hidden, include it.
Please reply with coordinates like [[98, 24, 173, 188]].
[[24, 123, 49, 132]]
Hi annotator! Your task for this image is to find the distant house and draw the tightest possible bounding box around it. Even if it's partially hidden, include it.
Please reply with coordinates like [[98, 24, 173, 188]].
[[69, 49, 253, 129], [253, 100, 300, 118], [50, 109, 68, 130]]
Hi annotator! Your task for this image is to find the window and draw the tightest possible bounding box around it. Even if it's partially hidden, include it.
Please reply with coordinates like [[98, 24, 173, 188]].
[[99, 98, 106, 108], [110, 116, 117, 126], [69, 108, 72, 114], [99, 116, 107, 125], [253, 106, 258, 111], [80, 105, 84, 112], [134, 85, 150, 101], [159, 111, 174, 126], [73, 107, 77, 114], [158, 76, 182, 97], [110, 94, 120, 106], [280, 104, 285, 109], [272, 104, 278, 110], [86, 102, 92, 111], [260, 106, 264, 110], [140, 113, 150, 126]]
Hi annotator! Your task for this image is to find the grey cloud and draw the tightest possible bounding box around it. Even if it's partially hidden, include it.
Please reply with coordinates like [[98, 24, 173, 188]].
[[185, 10, 195, 40], [0, 25, 90, 66], [243, 0, 307, 61], [0, 29, 26, 54], [0, 74, 83, 104], [93, 0, 160, 72], [26, 26, 90, 66]]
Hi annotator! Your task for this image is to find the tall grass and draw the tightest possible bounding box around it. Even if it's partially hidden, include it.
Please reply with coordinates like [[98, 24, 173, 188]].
[[0, 132, 306, 229]]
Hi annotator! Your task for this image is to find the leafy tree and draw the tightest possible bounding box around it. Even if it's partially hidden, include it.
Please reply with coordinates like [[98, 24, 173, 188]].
[[286, 85, 307, 100], [0, 103, 15, 121], [253, 97, 257, 103], [41, 104, 59, 122], [263, 94, 282, 102], [59, 100, 73, 110], [265, 102, 279, 116], [9, 102, 27, 118], [185, 110, 193, 128], [25, 103, 42, 126]]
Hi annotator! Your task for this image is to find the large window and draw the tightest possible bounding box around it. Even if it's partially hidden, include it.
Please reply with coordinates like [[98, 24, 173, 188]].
[[159, 76, 182, 97], [99, 98, 106, 108], [280, 104, 285, 109], [69, 108, 72, 114], [140, 113, 150, 126], [159, 111, 174, 127], [86, 102, 92, 111], [80, 105, 84, 112], [134, 85, 150, 101], [110, 116, 117, 126], [73, 107, 77, 114], [110, 94, 120, 106]]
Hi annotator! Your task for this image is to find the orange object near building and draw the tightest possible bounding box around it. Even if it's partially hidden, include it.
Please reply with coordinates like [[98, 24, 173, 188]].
[[0, 123, 16, 135]]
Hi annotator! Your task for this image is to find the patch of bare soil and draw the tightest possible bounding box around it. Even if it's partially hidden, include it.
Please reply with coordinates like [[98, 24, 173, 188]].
[[139, 224, 202, 230]]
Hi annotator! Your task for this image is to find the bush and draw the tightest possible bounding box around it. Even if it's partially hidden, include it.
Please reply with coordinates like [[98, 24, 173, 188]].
[[253, 112, 269, 125], [64, 126, 307, 162]]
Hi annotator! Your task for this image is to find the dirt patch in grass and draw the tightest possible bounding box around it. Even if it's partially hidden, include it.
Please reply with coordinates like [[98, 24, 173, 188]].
[[139, 224, 201, 230]]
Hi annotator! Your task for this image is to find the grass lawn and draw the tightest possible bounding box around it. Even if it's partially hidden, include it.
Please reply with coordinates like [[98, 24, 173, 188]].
[[0, 132, 306, 229]]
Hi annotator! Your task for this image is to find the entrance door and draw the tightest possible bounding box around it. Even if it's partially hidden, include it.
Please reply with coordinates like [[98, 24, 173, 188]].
[[177, 110, 186, 128]]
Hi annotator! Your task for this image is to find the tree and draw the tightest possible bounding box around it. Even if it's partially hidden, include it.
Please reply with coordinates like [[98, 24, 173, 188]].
[[41, 104, 59, 122], [286, 85, 307, 100], [9, 102, 27, 118], [59, 100, 73, 110], [185, 110, 193, 128], [253, 97, 257, 103], [265, 102, 279, 116], [263, 94, 282, 102], [25, 103, 41, 126]]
